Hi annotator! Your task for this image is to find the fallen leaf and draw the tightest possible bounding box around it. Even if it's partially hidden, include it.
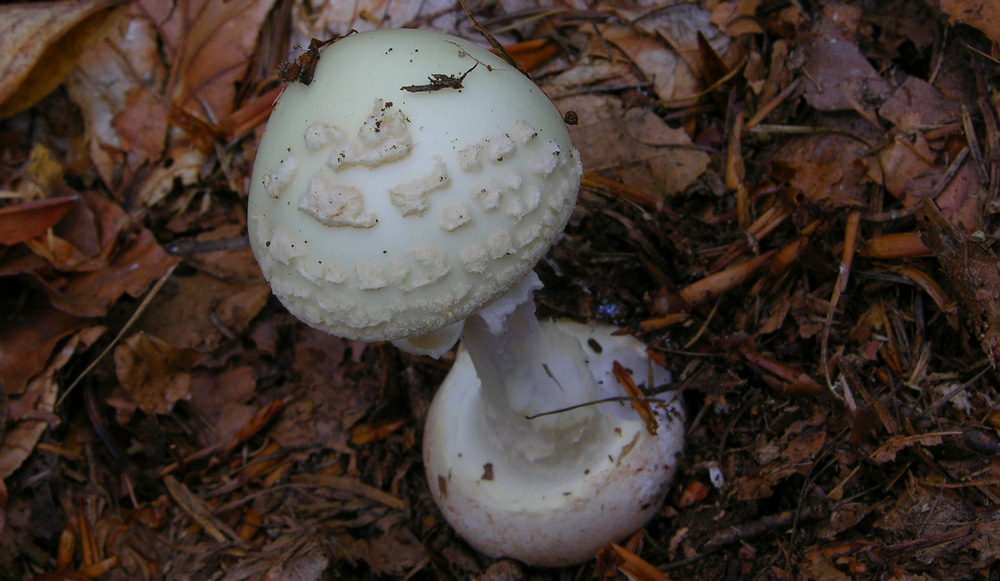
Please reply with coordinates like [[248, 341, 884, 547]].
[[0, 197, 77, 246], [561, 94, 710, 198], [939, 0, 1000, 44], [878, 76, 961, 128], [4, 191, 179, 318], [870, 433, 947, 463], [0, 0, 125, 119], [0, 307, 89, 397], [136, 0, 278, 123], [268, 328, 370, 449], [867, 132, 936, 199], [187, 366, 257, 447], [136, 270, 256, 351], [603, 25, 701, 108], [801, 4, 892, 115], [614, 3, 733, 101], [333, 527, 425, 576], [114, 331, 200, 415], [67, 12, 165, 188], [134, 147, 206, 207], [918, 202, 1000, 364], [0, 327, 103, 487], [771, 134, 870, 207]]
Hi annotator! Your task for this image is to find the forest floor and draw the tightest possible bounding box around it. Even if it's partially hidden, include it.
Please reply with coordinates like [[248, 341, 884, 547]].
[[2, 0, 1000, 579]]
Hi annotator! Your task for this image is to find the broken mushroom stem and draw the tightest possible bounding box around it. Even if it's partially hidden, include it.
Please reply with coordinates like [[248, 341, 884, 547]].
[[460, 272, 611, 462]]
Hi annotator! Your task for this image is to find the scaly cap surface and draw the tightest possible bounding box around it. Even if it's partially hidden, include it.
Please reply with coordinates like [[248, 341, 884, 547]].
[[248, 29, 581, 340]]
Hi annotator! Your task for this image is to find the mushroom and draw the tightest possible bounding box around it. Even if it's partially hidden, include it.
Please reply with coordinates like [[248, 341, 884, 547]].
[[247, 28, 684, 567]]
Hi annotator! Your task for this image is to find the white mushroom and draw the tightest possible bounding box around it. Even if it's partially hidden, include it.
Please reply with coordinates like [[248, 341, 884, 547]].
[[246, 28, 684, 567], [248, 29, 579, 348], [424, 273, 685, 566]]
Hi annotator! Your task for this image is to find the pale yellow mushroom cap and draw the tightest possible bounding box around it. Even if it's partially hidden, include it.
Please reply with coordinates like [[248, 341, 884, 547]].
[[248, 29, 582, 341]]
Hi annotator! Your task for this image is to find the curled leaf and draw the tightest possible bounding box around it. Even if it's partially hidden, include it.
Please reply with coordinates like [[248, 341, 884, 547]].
[[0, 0, 125, 119]]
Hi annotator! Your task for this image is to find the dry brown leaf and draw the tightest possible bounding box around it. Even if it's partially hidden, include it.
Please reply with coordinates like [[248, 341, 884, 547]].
[[134, 148, 206, 207], [801, 4, 892, 115], [180, 223, 265, 281], [136, 0, 278, 123], [939, 0, 1000, 44], [771, 134, 870, 207], [603, 25, 700, 108], [870, 433, 948, 463], [918, 202, 1000, 364], [616, 3, 732, 89], [17, 143, 71, 200], [0, 326, 103, 487], [0, 307, 90, 397], [268, 328, 369, 450], [922, 162, 984, 231], [136, 270, 262, 351], [0, 196, 77, 246], [114, 331, 200, 415], [560, 95, 710, 198], [312, 0, 428, 35], [187, 367, 257, 447], [868, 133, 936, 199], [878, 76, 962, 129], [12, 192, 179, 318], [333, 527, 426, 576], [67, 14, 165, 188], [711, 0, 765, 37], [113, 87, 170, 164], [0, 0, 125, 119]]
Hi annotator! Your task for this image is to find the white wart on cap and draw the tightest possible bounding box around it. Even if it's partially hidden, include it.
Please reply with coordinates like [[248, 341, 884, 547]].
[[248, 29, 582, 341]]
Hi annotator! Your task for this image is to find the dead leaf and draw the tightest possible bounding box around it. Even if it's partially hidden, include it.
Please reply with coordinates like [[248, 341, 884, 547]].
[[136, 0, 278, 123], [771, 134, 870, 207], [313, 0, 427, 35], [939, 0, 1000, 44], [603, 25, 701, 108], [879, 76, 961, 128], [333, 527, 425, 576], [114, 331, 200, 415], [616, 3, 733, 95], [187, 366, 257, 447], [180, 223, 264, 281], [561, 94, 710, 198], [870, 433, 949, 463], [17, 143, 71, 200], [67, 13, 165, 188], [268, 328, 370, 449], [134, 148, 206, 207], [0, 0, 125, 119], [0, 307, 89, 397], [0, 327, 103, 487], [112, 88, 170, 165], [801, 4, 892, 115], [136, 270, 264, 351], [867, 132, 936, 199], [0, 197, 77, 246], [2, 191, 179, 318], [918, 202, 1000, 364]]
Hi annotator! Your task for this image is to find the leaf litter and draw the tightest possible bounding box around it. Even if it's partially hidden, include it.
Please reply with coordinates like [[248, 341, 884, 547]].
[[2, 0, 1000, 579]]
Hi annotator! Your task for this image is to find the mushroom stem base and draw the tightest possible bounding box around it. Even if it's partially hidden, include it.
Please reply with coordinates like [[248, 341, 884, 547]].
[[423, 321, 685, 567]]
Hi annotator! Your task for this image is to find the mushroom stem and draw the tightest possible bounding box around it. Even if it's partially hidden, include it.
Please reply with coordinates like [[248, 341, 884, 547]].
[[459, 272, 610, 462]]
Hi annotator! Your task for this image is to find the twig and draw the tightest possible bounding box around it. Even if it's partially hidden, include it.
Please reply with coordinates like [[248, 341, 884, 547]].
[[292, 473, 405, 510], [57, 262, 178, 407]]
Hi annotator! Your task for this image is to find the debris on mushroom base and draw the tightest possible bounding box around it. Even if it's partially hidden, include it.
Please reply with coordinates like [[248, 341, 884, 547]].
[[423, 273, 685, 567]]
